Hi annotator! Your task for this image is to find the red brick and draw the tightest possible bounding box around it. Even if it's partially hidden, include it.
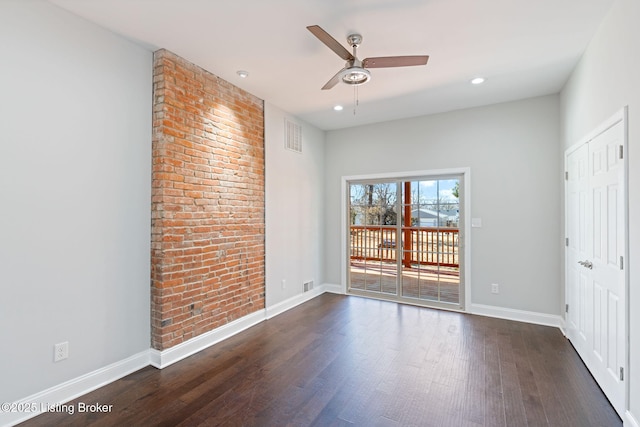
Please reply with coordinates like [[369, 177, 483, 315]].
[[151, 49, 265, 351]]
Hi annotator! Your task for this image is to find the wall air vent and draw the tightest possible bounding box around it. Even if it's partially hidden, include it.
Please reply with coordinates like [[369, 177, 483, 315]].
[[303, 280, 314, 292], [284, 119, 302, 153]]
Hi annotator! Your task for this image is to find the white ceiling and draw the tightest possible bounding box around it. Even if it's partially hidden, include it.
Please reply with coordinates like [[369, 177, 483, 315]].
[[49, 0, 614, 131]]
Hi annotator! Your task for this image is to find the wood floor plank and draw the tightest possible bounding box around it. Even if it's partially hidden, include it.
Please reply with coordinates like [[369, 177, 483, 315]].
[[483, 324, 507, 427], [18, 294, 621, 427], [510, 326, 549, 426]]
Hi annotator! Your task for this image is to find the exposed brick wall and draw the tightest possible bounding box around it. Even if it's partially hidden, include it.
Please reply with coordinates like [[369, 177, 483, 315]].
[[151, 49, 265, 351]]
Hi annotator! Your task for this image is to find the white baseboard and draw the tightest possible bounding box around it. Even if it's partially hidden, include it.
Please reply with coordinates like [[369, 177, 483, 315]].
[[322, 282, 344, 294], [626, 410, 639, 427], [1, 350, 149, 427], [265, 286, 325, 319], [557, 316, 567, 337], [155, 285, 343, 369], [149, 309, 266, 369], [152, 286, 341, 368], [469, 303, 563, 328], [154, 286, 344, 368]]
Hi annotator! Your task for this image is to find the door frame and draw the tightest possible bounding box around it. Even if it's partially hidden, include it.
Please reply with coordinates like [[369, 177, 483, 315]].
[[563, 106, 629, 416], [340, 167, 471, 312]]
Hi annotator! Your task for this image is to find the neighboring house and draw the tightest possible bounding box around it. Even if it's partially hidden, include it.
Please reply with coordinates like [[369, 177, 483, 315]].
[[411, 208, 459, 228]]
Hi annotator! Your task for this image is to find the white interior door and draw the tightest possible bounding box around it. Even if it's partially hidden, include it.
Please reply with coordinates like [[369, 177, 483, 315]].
[[565, 116, 627, 418], [566, 143, 590, 356]]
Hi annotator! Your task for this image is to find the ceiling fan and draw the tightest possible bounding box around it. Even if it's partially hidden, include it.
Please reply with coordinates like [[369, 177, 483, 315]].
[[307, 25, 429, 90]]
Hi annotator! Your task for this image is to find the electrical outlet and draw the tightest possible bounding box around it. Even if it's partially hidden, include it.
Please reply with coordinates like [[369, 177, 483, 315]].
[[281, 279, 286, 289], [54, 342, 69, 362], [491, 283, 499, 294]]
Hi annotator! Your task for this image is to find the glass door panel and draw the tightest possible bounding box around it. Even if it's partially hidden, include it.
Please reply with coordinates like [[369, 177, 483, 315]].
[[400, 178, 460, 303], [349, 182, 398, 295]]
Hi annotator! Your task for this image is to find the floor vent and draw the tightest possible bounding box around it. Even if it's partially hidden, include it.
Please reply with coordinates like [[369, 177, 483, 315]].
[[284, 119, 302, 153]]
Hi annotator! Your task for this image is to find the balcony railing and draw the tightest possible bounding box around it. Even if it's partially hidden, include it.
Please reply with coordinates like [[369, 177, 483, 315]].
[[350, 225, 459, 268]]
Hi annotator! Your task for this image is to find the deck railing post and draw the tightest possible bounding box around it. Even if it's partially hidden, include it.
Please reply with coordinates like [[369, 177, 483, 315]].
[[403, 182, 412, 268]]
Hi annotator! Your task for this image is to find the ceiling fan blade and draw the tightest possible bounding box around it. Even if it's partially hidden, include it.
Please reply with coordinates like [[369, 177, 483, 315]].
[[307, 25, 354, 61], [363, 55, 429, 68], [321, 68, 346, 90]]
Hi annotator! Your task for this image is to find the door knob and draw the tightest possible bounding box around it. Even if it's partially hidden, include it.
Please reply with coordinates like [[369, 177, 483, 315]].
[[577, 260, 593, 269]]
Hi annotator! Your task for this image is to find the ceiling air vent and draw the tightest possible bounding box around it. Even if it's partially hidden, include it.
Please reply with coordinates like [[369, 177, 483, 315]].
[[284, 119, 302, 153]]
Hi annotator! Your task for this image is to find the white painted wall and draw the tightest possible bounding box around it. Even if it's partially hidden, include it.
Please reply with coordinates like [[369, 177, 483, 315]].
[[560, 0, 640, 420], [324, 95, 561, 315], [0, 0, 152, 404], [265, 103, 325, 307]]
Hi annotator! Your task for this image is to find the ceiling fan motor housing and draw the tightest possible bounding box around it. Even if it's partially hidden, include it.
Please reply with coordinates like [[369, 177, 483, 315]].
[[347, 33, 363, 47]]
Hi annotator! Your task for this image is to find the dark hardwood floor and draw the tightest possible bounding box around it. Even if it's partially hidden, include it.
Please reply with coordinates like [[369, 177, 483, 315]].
[[19, 294, 621, 426]]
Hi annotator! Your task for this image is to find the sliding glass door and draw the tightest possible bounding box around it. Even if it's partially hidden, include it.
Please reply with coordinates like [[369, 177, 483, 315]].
[[348, 175, 463, 309]]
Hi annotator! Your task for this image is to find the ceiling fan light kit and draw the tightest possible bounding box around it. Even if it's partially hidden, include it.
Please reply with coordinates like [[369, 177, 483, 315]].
[[340, 67, 370, 85]]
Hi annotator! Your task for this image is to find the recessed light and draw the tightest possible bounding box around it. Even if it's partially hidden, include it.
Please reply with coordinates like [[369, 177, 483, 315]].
[[471, 77, 485, 85], [237, 70, 249, 78], [333, 105, 344, 111]]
